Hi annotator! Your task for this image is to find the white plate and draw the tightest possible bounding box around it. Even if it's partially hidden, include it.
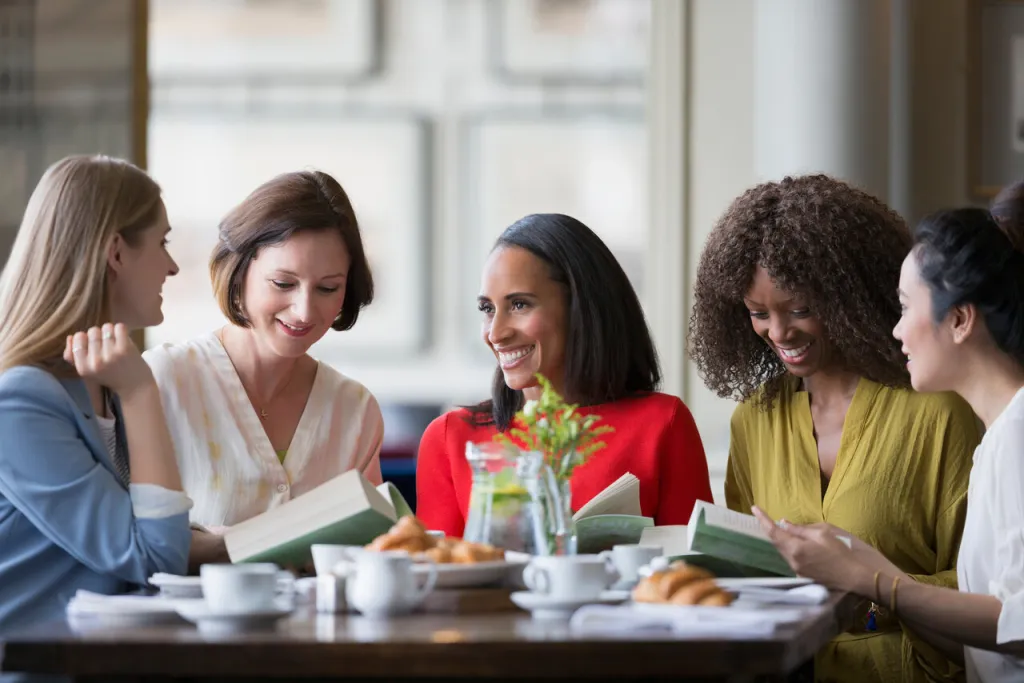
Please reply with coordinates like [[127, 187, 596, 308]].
[[173, 598, 294, 635], [150, 574, 204, 599], [630, 600, 810, 622], [510, 590, 627, 620], [412, 559, 526, 589], [713, 577, 813, 590]]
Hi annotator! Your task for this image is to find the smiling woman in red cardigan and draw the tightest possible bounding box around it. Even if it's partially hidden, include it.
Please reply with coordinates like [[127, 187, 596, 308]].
[[415, 214, 713, 537]]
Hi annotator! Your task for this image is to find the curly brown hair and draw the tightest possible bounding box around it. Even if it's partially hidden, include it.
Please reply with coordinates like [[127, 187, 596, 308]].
[[688, 174, 912, 408]]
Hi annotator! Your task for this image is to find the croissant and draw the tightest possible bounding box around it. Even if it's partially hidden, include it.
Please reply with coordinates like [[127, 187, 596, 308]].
[[365, 516, 506, 564], [366, 515, 432, 552], [632, 562, 735, 607], [450, 541, 504, 564]]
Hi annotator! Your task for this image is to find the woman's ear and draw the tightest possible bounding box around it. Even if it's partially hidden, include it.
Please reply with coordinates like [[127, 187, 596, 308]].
[[106, 233, 125, 276], [949, 302, 978, 345]]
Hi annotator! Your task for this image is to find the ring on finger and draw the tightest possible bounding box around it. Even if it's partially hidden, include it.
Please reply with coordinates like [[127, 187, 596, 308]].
[[102, 330, 113, 340], [72, 345, 85, 354]]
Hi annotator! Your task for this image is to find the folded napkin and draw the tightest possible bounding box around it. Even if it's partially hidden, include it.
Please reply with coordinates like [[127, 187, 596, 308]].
[[569, 602, 817, 638], [729, 583, 829, 606], [66, 590, 176, 617]]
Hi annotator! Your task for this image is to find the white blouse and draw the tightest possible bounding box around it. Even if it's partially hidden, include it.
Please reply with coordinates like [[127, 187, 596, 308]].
[[143, 333, 383, 528], [958, 387, 1024, 683]]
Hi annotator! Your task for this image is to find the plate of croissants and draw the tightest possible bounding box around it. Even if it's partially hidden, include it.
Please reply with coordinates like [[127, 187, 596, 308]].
[[365, 515, 527, 589], [631, 561, 736, 608]]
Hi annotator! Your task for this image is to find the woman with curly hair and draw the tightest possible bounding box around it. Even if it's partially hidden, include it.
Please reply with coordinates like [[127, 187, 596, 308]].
[[689, 175, 981, 683], [753, 191, 1024, 683]]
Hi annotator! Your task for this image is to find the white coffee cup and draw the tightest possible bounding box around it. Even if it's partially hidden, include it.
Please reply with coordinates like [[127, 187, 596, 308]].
[[311, 544, 360, 577], [600, 544, 663, 584], [522, 555, 616, 601], [200, 563, 280, 614]]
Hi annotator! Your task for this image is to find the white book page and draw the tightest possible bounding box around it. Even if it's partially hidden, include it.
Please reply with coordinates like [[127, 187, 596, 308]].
[[374, 482, 399, 517], [638, 525, 688, 556], [572, 472, 641, 521], [689, 501, 770, 540]]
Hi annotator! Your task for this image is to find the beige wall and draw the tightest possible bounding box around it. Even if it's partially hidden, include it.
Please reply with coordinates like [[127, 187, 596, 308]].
[[907, 0, 978, 219], [673, 0, 981, 501], [684, 1, 756, 499]]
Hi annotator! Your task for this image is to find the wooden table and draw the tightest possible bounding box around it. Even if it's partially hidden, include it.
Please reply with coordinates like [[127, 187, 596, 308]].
[[0, 592, 863, 682]]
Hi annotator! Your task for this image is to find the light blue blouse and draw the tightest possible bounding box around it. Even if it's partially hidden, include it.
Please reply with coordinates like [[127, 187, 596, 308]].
[[0, 366, 191, 680]]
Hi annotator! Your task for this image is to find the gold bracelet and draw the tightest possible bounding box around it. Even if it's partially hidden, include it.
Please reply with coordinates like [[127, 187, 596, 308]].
[[873, 571, 882, 604], [890, 576, 901, 614]]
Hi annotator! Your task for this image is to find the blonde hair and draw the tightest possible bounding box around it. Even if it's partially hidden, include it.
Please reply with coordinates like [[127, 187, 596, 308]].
[[0, 155, 163, 374]]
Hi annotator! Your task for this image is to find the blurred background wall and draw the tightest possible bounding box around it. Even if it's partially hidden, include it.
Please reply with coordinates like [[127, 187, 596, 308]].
[[0, 0, 1004, 503]]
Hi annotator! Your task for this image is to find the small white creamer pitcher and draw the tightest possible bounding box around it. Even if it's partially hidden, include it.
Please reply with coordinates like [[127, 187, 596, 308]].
[[344, 550, 437, 618]]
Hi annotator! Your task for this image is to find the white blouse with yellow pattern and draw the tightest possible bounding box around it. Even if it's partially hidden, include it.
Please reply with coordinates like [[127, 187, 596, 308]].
[[143, 333, 384, 528]]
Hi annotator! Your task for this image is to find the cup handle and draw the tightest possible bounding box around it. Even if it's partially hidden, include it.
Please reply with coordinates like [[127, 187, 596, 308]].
[[415, 559, 438, 600], [523, 565, 550, 594], [598, 548, 618, 581]]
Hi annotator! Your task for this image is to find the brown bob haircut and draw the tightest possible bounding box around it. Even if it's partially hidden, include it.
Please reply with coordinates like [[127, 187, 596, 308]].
[[209, 170, 374, 331]]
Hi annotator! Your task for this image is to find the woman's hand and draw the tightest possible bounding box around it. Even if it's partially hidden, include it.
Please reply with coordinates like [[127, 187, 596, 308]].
[[64, 323, 154, 398], [187, 530, 230, 574], [752, 506, 901, 596]]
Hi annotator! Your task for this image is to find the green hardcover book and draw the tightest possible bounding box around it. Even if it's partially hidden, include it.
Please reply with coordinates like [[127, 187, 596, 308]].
[[570, 472, 648, 553], [377, 481, 414, 519], [224, 470, 403, 566], [685, 501, 795, 578], [575, 514, 654, 554], [638, 524, 784, 578]]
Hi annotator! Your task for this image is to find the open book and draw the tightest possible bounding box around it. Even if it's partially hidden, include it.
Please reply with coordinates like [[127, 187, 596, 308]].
[[683, 501, 795, 577], [573, 472, 653, 553], [637, 524, 780, 577], [572, 472, 642, 521], [224, 471, 411, 566]]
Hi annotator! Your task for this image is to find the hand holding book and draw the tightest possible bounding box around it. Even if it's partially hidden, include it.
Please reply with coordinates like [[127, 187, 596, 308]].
[[750, 505, 904, 596]]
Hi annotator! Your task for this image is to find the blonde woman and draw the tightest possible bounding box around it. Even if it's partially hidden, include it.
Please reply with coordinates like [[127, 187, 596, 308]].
[[0, 156, 191, 638]]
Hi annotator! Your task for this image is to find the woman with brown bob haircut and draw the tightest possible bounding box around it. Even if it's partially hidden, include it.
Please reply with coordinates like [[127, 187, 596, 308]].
[[144, 170, 382, 565], [689, 175, 980, 683]]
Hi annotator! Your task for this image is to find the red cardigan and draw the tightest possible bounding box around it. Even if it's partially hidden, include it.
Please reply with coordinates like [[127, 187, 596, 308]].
[[415, 392, 713, 537]]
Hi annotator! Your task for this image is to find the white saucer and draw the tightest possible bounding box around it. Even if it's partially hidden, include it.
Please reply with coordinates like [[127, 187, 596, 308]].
[[173, 598, 294, 635], [610, 578, 638, 592], [510, 590, 627, 620]]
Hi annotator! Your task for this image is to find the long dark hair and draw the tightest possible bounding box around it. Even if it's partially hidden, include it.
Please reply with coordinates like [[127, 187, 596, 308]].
[[912, 207, 1024, 367], [468, 213, 661, 431]]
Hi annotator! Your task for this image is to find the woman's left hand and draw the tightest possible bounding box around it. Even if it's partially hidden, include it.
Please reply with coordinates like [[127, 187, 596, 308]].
[[751, 506, 900, 596]]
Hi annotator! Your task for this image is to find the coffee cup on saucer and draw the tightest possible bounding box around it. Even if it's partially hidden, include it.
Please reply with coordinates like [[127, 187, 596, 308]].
[[200, 564, 281, 614], [600, 544, 663, 587], [522, 555, 616, 601]]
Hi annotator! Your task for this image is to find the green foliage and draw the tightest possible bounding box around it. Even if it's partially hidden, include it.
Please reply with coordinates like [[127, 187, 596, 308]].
[[494, 375, 614, 480]]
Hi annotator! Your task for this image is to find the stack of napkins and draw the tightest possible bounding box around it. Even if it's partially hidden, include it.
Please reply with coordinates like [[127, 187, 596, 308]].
[[569, 601, 824, 638], [66, 590, 179, 625]]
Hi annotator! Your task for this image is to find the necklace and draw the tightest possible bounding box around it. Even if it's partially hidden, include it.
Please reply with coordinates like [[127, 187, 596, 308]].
[[254, 365, 301, 421], [216, 328, 299, 422]]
